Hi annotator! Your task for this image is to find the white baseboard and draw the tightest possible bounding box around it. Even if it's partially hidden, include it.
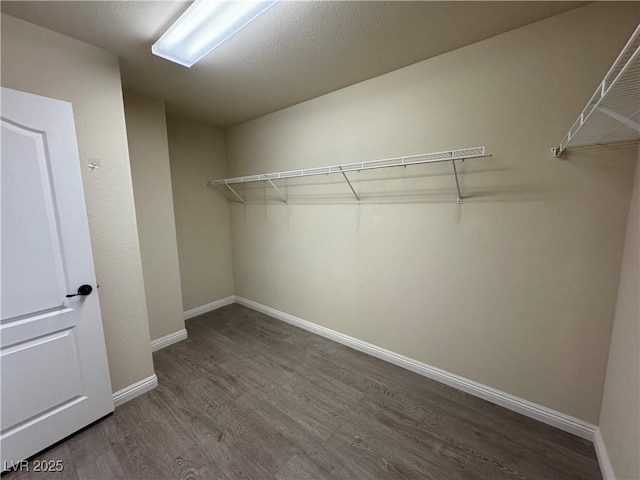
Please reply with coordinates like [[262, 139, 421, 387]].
[[151, 329, 188, 352], [594, 428, 615, 480], [112, 374, 158, 407], [184, 296, 235, 320], [234, 296, 597, 441]]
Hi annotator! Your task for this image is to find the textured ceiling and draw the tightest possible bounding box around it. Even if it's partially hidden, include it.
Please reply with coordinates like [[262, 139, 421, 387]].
[[1, 1, 589, 127]]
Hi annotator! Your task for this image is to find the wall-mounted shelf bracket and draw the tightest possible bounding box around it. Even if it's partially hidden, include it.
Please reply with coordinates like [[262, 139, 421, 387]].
[[597, 106, 640, 132], [339, 166, 360, 203], [207, 180, 246, 204], [226, 183, 246, 204], [266, 178, 288, 204], [451, 159, 463, 204]]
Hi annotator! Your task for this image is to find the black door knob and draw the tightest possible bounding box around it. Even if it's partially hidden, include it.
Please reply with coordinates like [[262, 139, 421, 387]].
[[66, 284, 93, 298]]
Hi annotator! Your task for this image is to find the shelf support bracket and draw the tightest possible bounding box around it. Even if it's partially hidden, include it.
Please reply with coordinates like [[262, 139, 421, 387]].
[[266, 179, 288, 204], [597, 106, 640, 133], [206, 181, 227, 201], [451, 159, 463, 204], [339, 166, 360, 202], [224, 182, 246, 204]]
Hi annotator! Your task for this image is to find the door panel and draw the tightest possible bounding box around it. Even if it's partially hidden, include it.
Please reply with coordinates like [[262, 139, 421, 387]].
[[1, 120, 67, 320], [1, 87, 114, 466], [1, 329, 84, 430], [0, 308, 75, 348]]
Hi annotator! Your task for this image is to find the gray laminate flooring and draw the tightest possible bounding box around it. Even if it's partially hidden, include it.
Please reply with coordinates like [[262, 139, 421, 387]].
[[3, 304, 602, 480]]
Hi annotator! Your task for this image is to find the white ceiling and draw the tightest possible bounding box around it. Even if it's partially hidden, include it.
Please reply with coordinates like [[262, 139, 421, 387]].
[[2, 1, 589, 127]]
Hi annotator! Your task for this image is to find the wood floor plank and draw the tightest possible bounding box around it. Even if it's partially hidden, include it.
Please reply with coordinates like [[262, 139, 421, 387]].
[[211, 396, 299, 475], [275, 452, 353, 480], [168, 445, 212, 480], [227, 360, 357, 441], [74, 449, 126, 480], [99, 405, 171, 479], [197, 435, 274, 480], [236, 389, 329, 451], [329, 404, 481, 480], [63, 421, 113, 471], [352, 394, 531, 480], [114, 392, 196, 470], [2, 304, 603, 480]]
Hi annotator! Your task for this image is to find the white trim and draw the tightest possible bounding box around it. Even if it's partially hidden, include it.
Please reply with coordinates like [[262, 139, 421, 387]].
[[151, 329, 188, 352], [184, 296, 235, 320], [594, 428, 615, 480], [112, 374, 158, 407], [234, 296, 597, 441]]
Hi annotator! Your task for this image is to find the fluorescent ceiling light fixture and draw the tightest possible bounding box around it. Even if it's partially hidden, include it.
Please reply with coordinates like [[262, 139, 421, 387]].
[[152, 0, 278, 67]]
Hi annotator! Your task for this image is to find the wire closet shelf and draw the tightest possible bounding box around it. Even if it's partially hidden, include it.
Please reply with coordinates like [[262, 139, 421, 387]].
[[553, 23, 640, 155], [207, 146, 491, 204]]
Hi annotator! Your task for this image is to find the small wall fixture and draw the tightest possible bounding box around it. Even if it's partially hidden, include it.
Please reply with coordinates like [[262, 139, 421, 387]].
[[152, 0, 278, 67]]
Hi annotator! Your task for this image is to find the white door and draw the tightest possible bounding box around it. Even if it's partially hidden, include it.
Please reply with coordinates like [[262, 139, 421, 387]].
[[0, 87, 114, 467]]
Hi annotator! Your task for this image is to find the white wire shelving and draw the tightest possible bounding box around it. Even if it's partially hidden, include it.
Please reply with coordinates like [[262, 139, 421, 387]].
[[553, 23, 640, 155], [207, 146, 491, 204]]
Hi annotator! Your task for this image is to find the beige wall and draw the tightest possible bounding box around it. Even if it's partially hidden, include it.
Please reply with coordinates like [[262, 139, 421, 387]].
[[123, 91, 185, 341], [167, 116, 235, 311], [599, 153, 639, 480], [225, 2, 639, 423], [1, 14, 154, 392]]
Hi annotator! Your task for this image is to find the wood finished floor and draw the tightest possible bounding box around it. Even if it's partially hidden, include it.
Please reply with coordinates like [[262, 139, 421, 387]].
[[4, 304, 602, 480]]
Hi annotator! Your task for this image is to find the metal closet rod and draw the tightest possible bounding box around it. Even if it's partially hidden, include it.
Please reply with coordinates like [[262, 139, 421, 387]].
[[206, 146, 491, 204]]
